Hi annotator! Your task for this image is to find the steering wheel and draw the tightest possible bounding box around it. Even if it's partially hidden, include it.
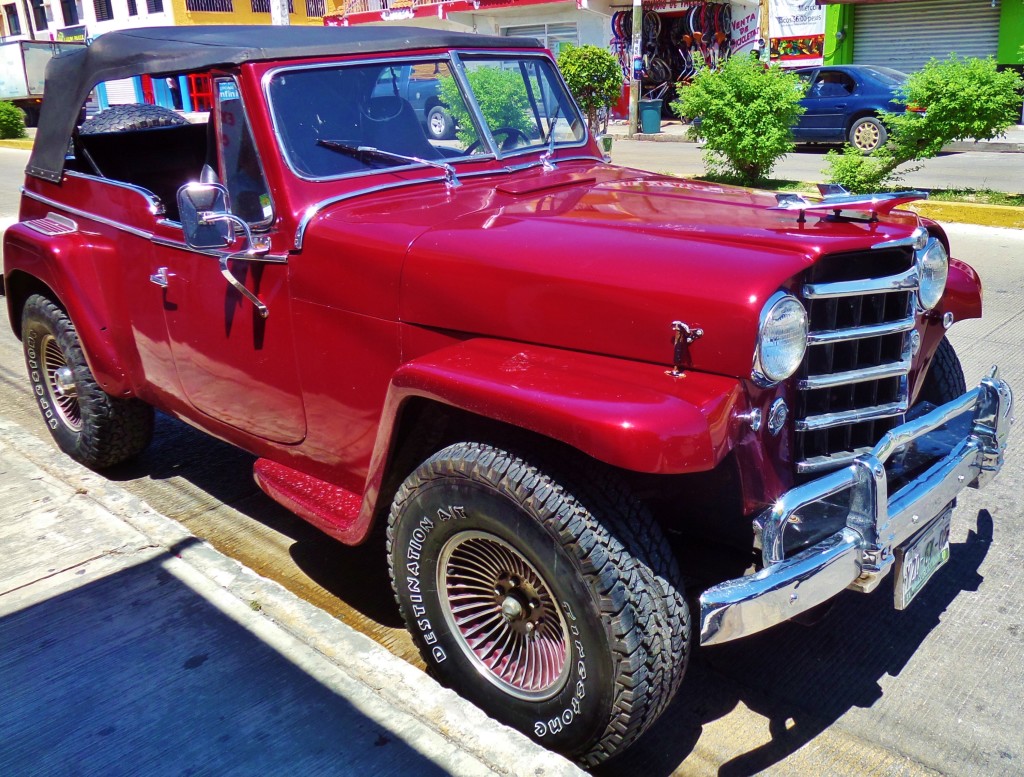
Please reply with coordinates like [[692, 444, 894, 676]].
[[467, 126, 529, 154]]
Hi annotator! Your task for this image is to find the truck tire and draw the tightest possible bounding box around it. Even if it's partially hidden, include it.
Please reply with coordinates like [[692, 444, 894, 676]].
[[387, 442, 689, 767], [79, 103, 188, 135], [22, 295, 154, 469], [426, 105, 455, 141], [917, 337, 966, 406]]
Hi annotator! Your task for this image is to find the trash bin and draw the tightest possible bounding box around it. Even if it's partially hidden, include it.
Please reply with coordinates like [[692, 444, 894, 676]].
[[638, 99, 662, 134]]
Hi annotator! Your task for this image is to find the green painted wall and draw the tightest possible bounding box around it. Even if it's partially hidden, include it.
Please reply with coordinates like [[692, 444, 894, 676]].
[[997, 0, 1023, 65], [823, 4, 854, 66]]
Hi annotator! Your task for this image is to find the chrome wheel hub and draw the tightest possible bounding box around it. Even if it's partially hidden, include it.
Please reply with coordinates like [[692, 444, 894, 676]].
[[438, 531, 570, 701], [41, 336, 82, 431]]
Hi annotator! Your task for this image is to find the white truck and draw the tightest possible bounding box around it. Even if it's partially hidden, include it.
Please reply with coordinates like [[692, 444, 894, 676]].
[[0, 40, 83, 126]]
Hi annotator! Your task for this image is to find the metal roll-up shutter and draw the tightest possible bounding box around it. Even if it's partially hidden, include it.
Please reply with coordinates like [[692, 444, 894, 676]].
[[853, 0, 1000, 73], [102, 78, 138, 105]]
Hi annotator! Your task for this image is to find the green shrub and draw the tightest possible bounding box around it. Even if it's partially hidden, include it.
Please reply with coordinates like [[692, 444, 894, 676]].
[[670, 57, 805, 186], [0, 101, 27, 140], [557, 44, 622, 133], [439, 68, 533, 149], [827, 55, 1023, 192]]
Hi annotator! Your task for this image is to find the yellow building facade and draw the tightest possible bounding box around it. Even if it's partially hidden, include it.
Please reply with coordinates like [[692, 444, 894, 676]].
[[169, 0, 340, 27]]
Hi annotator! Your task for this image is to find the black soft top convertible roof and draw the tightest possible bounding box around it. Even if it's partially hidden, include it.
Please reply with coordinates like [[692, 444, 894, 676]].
[[29, 25, 542, 182]]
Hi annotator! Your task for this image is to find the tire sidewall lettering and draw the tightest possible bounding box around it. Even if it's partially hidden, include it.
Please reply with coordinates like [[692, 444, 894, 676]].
[[392, 478, 613, 756]]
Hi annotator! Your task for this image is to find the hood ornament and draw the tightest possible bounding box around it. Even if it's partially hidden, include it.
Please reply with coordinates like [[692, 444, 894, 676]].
[[771, 186, 928, 224]]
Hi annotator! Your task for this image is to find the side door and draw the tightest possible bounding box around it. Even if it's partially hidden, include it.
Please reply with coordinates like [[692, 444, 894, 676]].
[[797, 69, 856, 141], [152, 76, 306, 444]]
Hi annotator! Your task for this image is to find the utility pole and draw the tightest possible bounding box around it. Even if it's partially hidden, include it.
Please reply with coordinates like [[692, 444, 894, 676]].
[[270, 0, 290, 26], [627, 0, 642, 136]]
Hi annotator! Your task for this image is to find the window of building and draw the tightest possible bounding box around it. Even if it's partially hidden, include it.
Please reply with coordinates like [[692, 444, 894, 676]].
[[501, 22, 579, 55], [305, 0, 324, 17], [250, 0, 292, 12], [3, 3, 21, 34], [92, 0, 112, 22], [60, 0, 78, 24], [147, 0, 164, 11], [127, 0, 137, 15], [185, 0, 232, 11], [29, 0, 47, 30]]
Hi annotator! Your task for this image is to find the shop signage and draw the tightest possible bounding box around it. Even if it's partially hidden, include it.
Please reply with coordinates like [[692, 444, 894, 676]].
[[730, 10, 760, 56], [768, 0, 824, 66], [56, 25, 88, 42]]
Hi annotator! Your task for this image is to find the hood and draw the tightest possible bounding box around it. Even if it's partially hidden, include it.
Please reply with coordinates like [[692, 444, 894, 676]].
[[358, 164, 923, 379]]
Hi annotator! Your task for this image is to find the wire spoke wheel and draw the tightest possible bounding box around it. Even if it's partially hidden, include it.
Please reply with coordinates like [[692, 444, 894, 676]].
[[438, 531, 570, 701], [40, 334, 82, 431]]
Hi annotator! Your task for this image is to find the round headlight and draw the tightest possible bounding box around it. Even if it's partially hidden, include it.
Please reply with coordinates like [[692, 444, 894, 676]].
[[754, 293, 808, 385], [917, 238, 949, 311]]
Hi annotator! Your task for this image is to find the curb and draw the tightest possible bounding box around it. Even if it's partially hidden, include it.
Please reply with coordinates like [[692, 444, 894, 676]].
[[0, 139, 32, 150], [0, 417, 584, 777], [910, 200, 1024, 230]]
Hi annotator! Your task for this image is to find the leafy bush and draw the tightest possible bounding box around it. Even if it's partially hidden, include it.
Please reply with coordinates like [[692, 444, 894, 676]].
[[557, 44, 622, 133], [827, 55, 1024, 192], [0, 101, 27, 140], [670, 57, 805, 186], [439, 69, 533, 149]]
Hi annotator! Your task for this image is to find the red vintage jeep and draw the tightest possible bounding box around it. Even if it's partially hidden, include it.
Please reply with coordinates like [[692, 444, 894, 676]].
[[2, 26, 1014, 766]]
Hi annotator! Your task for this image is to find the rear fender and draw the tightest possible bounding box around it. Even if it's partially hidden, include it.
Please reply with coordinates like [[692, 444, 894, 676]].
[[4, 224, 131, 395], [347, 338, 746, 544]]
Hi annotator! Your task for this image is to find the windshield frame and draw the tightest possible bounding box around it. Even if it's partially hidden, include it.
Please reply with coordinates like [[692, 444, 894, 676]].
[[262, 50, 589, 184]]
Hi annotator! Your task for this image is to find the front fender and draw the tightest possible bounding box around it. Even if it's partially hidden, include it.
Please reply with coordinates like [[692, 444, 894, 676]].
[[4, 223, 131, 395], [391, 339, 745, 474], [345, 338, 747, 545]]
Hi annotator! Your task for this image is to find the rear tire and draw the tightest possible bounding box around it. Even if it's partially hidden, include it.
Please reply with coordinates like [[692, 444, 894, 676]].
[[79, 103, 187, 135], [848, 116, 887, 154], [387, 442, 688, 767], [22, 295, 153, 469], [426, 105, 455, 141]]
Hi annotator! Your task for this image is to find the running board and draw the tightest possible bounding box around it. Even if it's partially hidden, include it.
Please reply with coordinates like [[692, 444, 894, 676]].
[[253, 458, 363, 544]]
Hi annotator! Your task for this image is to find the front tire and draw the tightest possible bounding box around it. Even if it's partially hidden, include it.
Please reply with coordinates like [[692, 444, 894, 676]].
[[387, 442, 688, 766], [917, 336, 966, 406], [22, 295, 153, 469]]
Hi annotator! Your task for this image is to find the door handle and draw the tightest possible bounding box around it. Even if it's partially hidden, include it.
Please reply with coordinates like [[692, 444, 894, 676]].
[[149, 267, 170, 288], [219, 257, 269, 319]]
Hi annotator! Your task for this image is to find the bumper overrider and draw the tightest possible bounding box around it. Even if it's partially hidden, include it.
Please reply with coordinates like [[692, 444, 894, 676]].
[[699, 369, 1014, 646]]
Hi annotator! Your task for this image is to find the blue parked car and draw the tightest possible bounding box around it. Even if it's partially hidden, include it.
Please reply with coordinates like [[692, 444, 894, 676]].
[[792, 65, 912, 153]]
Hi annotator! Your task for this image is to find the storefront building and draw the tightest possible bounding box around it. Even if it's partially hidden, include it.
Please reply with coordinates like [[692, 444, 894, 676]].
[[820, 0, 1024, 70]]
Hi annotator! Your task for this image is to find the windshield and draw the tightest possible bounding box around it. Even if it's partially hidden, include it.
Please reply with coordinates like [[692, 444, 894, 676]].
[[267, 55, 585, 180]]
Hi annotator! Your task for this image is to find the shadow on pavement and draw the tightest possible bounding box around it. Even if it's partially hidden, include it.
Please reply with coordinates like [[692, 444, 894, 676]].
[[105, 413, 406, 631], [596, 510, 992, 776], [0, 539, 449, 775]]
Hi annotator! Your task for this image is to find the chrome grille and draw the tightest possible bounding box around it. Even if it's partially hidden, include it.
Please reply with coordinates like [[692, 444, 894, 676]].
[[795, 248, 917, 474]]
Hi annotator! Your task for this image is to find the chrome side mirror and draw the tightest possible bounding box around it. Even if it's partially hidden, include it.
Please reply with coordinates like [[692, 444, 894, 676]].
[[177, 182, 234, 249]]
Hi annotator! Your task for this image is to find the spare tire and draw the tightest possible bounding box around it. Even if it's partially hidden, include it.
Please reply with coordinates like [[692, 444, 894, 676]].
[[79, 103, 188, 135]]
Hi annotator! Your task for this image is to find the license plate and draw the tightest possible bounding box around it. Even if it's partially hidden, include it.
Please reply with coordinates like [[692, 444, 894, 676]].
[[894, 509, 952, 610]]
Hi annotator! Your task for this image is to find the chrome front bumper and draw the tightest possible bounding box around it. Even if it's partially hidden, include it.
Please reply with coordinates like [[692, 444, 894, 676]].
[[699, 369, 1014, 646]]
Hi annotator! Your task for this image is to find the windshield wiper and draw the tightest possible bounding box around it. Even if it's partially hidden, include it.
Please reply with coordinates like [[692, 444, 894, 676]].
[[317, 139, 461, 189]]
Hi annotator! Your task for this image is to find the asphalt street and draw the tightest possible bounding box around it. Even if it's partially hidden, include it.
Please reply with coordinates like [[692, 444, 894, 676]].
[[608, 140, 1024, 192], [1, 143, 1022, 775]]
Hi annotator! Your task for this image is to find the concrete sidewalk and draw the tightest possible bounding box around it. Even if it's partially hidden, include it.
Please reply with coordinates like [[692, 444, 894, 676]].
[[0, 418, 582, 776], [605, 120, 1024, 153]]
